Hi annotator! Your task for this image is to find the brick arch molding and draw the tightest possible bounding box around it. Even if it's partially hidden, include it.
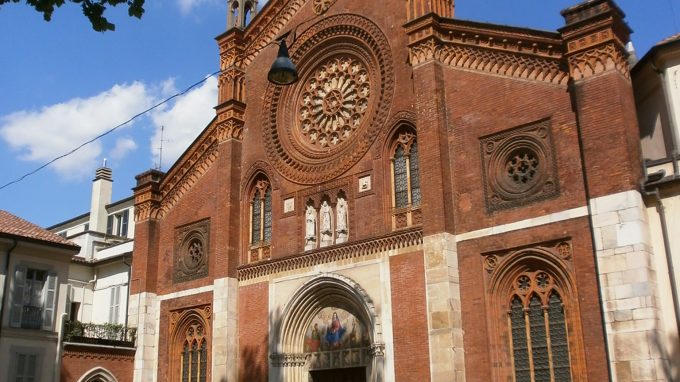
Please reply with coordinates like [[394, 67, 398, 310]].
[[76, 367, 118, 382], [270, 273, 386, 381]]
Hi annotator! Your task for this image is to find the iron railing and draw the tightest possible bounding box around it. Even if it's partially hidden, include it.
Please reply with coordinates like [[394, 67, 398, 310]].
[[21, 306, 43, 329], [64, 320, 137, 347]]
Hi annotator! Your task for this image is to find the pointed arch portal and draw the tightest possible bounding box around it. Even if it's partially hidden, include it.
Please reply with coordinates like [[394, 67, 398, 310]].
[[271, 274, 385, 382]]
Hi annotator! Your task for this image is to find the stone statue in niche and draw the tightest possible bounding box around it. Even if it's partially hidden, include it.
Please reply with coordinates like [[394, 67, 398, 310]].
[[305, 204, 317, 251], [335, 196, 348, 244], [320, 200, 333, 247]]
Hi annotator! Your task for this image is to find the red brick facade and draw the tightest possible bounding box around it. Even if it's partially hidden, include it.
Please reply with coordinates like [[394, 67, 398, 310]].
[[126, 0, 645, 381], [61, 345, 135, 382], [390, 252, 430, 381]]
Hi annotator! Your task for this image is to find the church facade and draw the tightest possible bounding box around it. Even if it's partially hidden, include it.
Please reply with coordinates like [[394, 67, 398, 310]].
[[128, 0, 677, 381]]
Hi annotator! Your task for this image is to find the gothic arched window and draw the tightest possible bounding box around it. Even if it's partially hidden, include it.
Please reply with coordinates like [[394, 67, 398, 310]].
[[248, 178, 272, 263], [250, 179, 271, 246], [389, 128, 421, 229], [180, 322, 208, 382], [508, 271, 572, 382]]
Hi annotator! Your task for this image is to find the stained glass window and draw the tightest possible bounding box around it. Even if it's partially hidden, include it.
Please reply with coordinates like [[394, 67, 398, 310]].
[[191, 341, 198, 382], [510, 296, 531, 382], [182, 343, 190, 382], [394, 145, 408, 208], [529, 295, 550, 382], [509, 272, 572, 382], [409, 140, 421, 206], [263, 187, 272, 243], [200, 340, 208, 382], [251, 189, 261, 244], [549, 293, 571, 382], [179, 322, 208, 382]]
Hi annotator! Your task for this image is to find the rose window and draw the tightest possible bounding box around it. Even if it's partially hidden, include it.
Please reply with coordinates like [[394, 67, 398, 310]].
[[298, 57, 370, 149], [182, 237, 204, 272], [506, 150, 539, 187]]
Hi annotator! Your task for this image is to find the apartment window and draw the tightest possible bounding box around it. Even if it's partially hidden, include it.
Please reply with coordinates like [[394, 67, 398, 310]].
[[10, 266, 57, 330], [117, 210, 129, 237], [10, 352, 39, 382], [107, 210, 130, 237], [109, 286, 121, 324], [106, 215, 114, 235], [69, 302, 80, 322]]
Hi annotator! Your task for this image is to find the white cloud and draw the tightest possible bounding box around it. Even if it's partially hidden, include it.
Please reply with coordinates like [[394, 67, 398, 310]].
[[110, 137, 138, 161], [150, 76, 218, 170], [177, 0, 219, 15], [0, 82, 154, 179]]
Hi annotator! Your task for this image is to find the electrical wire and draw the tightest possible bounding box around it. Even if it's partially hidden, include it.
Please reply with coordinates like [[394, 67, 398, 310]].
[[0, 69, 222, 191]]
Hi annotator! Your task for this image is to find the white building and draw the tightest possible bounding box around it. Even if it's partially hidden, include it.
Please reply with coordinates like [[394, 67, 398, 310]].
[[633, 32, 680, 379], [0, 210, 80, 382], [49, 166, 135, 327]]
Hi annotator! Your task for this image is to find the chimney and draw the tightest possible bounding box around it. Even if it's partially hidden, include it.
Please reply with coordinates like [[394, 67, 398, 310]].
[[89, 164, 113, 233]]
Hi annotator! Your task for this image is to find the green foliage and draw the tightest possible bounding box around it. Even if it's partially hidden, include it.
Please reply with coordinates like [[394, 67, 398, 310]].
[[64, 320, 137, 344], [0, 0, 145, 32]]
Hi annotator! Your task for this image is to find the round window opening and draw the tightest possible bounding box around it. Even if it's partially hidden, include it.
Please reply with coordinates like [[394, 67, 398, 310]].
[[183, 237, 204, 271], [505, 149, 539, 189], [489, 139, 548, 199], [298, 56, 370, 149], [260, 14, 394, 184]]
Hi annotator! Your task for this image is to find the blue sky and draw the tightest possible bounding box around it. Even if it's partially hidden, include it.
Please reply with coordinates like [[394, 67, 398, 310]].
[[1, 0, 678, 227]]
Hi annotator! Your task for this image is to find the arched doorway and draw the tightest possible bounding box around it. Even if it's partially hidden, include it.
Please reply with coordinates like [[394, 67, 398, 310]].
[[271, 274, 385, 382], [77, 367, 118, 382]]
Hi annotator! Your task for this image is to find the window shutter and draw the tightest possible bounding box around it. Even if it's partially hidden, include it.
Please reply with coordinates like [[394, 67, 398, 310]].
[[121, 210, 129, 237], [109, 286, 120, 323], [10, 265, 27, 328], [106, 215, 114, 235], [41, 272, 58, 331]]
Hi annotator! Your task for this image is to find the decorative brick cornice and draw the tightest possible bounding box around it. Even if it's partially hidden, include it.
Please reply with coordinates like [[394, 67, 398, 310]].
[[215, 99, 245, 142], [559, 0, 632, 80], [566, 41, 629, 80], [133, 169, 163, 222], [405, 15, 568, 85], [63, 346, 136, 360], [237, 228, 422, 281]]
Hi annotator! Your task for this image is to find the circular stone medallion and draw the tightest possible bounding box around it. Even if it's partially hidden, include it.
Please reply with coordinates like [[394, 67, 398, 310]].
[[261, 14, 394, 185]]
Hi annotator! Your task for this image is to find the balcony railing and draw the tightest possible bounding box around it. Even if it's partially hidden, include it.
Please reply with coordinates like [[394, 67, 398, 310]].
[[21, 306, 43, 329], [64, 320, 137, 347]]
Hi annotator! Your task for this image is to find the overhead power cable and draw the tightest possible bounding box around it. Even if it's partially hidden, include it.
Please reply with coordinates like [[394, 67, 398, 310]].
[[0, 69, 221, 191]]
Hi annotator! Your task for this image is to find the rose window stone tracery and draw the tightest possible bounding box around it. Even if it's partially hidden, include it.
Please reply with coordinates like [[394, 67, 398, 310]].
[[174, 219, 210, 283], [298, 57, 370, 148], [261, 14, 394, 184], [480, 119, 559, 212], [506, 150, 539, 187], [186, 239, 203, 270]]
